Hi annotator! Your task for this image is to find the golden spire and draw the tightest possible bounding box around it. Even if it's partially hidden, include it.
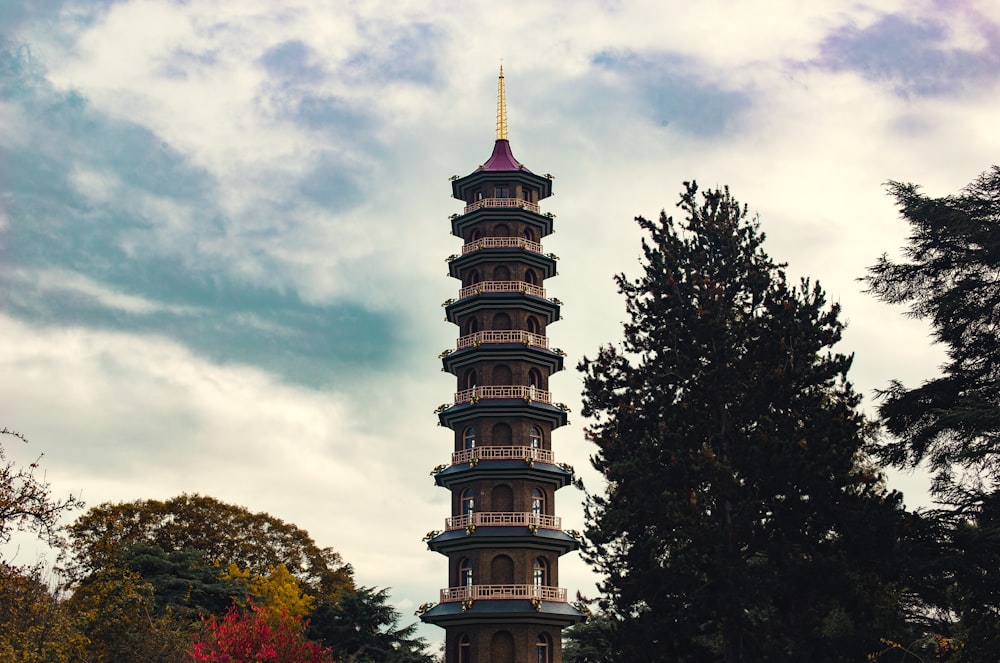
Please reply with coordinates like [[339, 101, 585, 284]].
[[496, 64, 508, 140]]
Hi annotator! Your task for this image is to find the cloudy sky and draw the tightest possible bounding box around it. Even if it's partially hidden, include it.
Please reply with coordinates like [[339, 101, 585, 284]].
[[2, 0, 999, 647]]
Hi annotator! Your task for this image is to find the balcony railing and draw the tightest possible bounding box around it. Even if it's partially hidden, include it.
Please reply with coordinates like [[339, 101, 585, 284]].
[[458, 281, 545, 300], [454, 385, 551, 405], [461, 237, 544, 255], [456, 330, 549, 350], [446, 512, 561, 531], [440, 584, 567, 603], [452, 445, 555, 465], [464, 198, 540, 215]]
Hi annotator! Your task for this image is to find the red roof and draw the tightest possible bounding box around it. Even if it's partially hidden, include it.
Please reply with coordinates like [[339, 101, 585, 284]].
[[477, 139, 530, 172]]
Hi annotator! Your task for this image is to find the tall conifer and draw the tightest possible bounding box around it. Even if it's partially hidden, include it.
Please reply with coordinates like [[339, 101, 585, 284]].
[[580, 183, 909, 662]]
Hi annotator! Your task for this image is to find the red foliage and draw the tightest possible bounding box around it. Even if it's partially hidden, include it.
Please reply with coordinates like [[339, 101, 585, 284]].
[[192, 603, 334, 663]]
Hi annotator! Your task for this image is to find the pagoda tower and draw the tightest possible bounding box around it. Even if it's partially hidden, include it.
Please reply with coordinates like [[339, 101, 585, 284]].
[[420, 68, 585, 663]]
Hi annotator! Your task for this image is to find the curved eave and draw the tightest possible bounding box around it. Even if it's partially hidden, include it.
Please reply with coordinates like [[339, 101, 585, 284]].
[[439, 399, 569, 430], [420, 600, 584, 628], [451, 207, 554, 239], [448, 249, 557, 280], [427, 527, 579, 556], [442, 344, 564, 375], [445, 294, 560, 326], [452, 170, 553, 202], [433, 460, 573, 490]]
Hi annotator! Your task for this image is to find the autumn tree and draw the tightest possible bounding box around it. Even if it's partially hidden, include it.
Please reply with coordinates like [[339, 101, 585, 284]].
[[0, 562, 85, 663], [1, 427, 82, 548], [225, 562, 315, 621], [864, 166, 1000, 658], [0, 428, 84, 662], [579, 183, 911, 662], [192, 603, 335, 663], [63, 494, 354, 602], [66, 567, 195, 663]]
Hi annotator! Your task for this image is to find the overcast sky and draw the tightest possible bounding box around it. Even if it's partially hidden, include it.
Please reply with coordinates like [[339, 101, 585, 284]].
[[2, 0, 999, 648]]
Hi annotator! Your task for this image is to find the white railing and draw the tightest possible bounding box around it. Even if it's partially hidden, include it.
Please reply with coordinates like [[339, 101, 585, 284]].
[[446, 512, 561, 531], [461, 237, 544, 255], [458, 281, 545, 300], [440, 584, 567, 603], [454, 385, 551, 405], [456, 330, 549, 350], [452, 445, 555, 465], [464, 198, 540, 214]]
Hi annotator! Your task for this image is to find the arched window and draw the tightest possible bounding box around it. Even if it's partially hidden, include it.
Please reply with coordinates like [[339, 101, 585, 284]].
[[459, 558, 473, 588], [463, 316, 479, 336], [458, 635, 471, 663], [492, 312, 512, 330], [464, 369, 477, 390], [463, 427, 476, 450], [526, 316, 541, 335], [524, 269, 538, 285], [529, 427, 542, 449], [461, 488, 475, 516], [495, 223, 510, 237], [494, 265, 511, 281], [528, 369, 542, 389], [535, 633, 551, 663], [531, 488, 544, 516], [464, 269, 481, 287], [470, 228, 482, 241], [533, 557, 548, 588]]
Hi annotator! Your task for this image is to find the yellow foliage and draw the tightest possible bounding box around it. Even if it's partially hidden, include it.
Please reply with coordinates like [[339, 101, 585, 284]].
[[224, 563, 314, 620]]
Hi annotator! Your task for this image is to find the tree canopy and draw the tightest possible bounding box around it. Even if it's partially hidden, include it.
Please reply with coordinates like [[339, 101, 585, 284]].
[[864, 166, 1000, 507], [865, 166, 1000, 659], [579, 182, 910, 662], [63, 493, 354, 601]]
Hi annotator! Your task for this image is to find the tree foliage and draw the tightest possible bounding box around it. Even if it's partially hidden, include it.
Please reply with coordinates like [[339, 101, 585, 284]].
[[579, 183, 910, 662], [66, 567, 195, 663], [225, 562, 315, 621], [864, 166, 1000, 505], [865, 166, 1000, 659], [307, 586, 433, 663], [0, 562, 85, 663], [63, 494, 354, 601], [192, 603, 335, 663], [562, 612, 619, 663], [1, 427, 82, 548]]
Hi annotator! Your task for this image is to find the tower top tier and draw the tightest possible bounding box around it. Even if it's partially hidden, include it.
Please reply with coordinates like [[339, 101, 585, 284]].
[[451, 67, 554, 201]]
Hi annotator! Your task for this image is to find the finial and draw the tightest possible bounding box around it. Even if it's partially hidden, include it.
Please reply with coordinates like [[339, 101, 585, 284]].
[[496, 64, 508, 141]]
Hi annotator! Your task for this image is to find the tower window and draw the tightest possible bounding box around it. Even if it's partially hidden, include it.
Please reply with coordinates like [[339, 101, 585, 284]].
[[529, 427, 542, 449], [523, 226, 535, 241], [459, 558, 473, 588], [531, 488, 544, 516], [528, 369, 542, 389], [495, 186, 509, 198], [458, 635, 471, 663], [463, 427, 476, 450], [536, 633, 551, 663], [526, 316, 541, 335], [464, 369, 477, 390], [524, 269, 538, 285], [461, 488, 475, 516], [533, 557, 548, 587]]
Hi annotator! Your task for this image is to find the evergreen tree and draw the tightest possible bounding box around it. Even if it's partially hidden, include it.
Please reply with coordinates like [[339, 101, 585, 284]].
[[579, 182, 910, 662], [864, 166, 1000, 659]]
